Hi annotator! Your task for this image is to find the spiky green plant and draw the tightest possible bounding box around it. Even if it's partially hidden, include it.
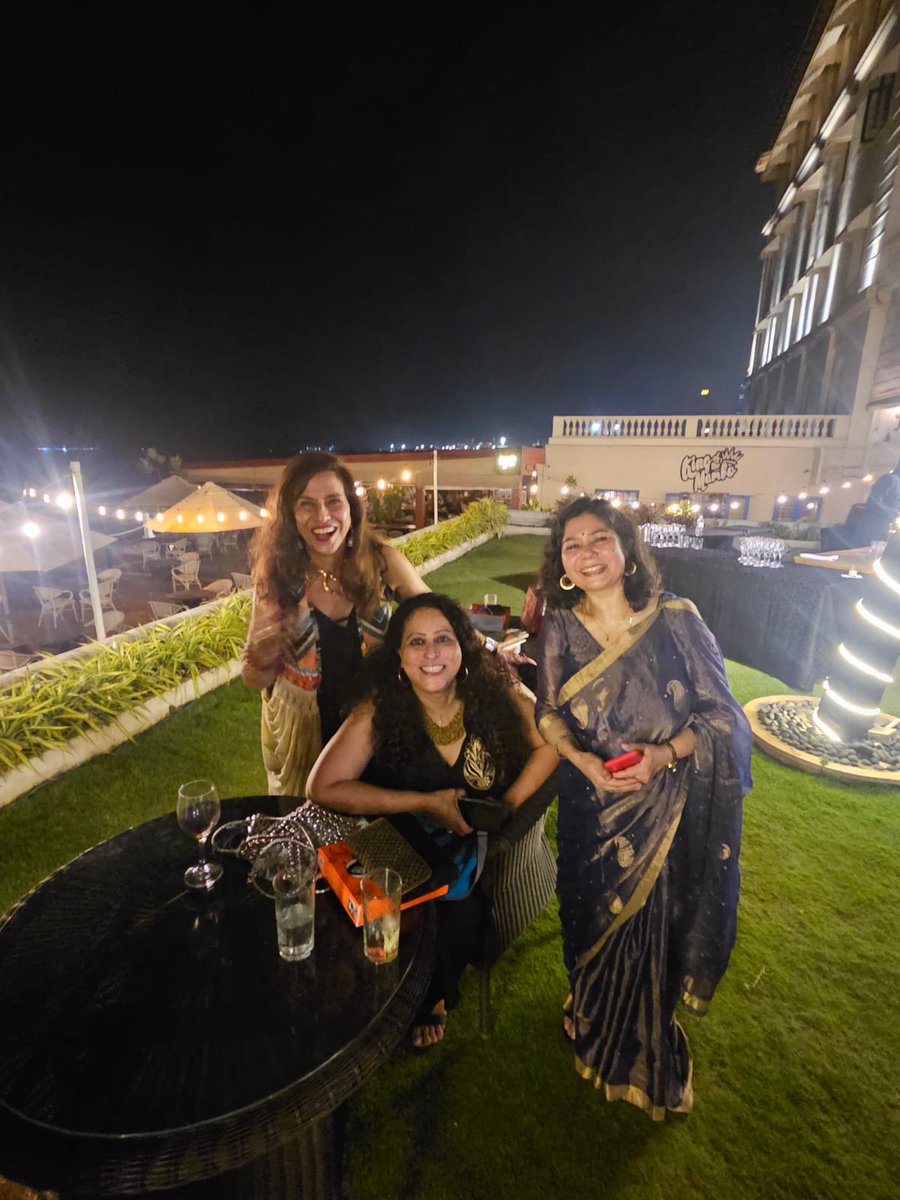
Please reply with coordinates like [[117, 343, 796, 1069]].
[[0, 594, 251, 773], [395, 498, 507, 567]]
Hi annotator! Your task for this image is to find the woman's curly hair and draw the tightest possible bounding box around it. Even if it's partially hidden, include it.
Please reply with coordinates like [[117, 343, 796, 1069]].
[[539, 497, 659, 612], [249, 450, 387, 616], [350, 593, 527, 782]]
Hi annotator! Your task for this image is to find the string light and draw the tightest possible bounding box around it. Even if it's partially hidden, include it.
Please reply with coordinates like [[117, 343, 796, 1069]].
[[377, 479, 387, 491], [134, 511, 144, 522], [56, 493, 73, 509], [798, 491, 807, 500], [217, 511, 225, 522], [529, 484, 538, 494], [115, 509, 125, 520], [842, 481, 852, 489], [155, 511, 164, 521], [196, 514, 204, 523], [863, 473, 873, 483], [819, 486, 829, 495], [777, 494, 788, 504], [98, 505, 107, 516], [259, 508, 269, 518], [239, 510, 248, 520], [821, 680, 880, 717], [176, 513, 184, 523], [22, 521, 39, 538], [730, 500, 741, 510], [856, 597, 900, 640], [43, 493, 51, 504], [837, 643, 894, 684], [401, 469, 412, 482], [873, 556, 900, 597], [812, 708, 842, 742]]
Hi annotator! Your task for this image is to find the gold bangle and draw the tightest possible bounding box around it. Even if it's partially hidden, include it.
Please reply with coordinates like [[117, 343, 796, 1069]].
[[663, 740, 678, 771]]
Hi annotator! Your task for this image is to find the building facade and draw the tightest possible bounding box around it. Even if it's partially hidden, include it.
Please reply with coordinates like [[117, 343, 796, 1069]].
[[745, 0, 900, 473]]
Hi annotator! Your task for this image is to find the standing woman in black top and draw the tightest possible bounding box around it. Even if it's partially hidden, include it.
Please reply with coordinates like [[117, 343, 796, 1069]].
[[242, 451, 429, 799]]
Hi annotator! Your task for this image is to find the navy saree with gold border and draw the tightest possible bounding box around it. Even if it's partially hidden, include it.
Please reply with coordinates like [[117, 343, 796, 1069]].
[[536, 594, 751, 1119]]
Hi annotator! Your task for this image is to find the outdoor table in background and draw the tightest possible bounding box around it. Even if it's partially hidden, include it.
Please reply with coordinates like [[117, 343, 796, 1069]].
[[0, 796, 436, 1199], [651, 547, 861, 690]]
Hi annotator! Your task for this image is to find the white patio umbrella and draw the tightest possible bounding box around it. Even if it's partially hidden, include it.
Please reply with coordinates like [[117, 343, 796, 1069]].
[[0, 503, 116, 638], [119, 475, 198, 518], [144, 481, 267, 534]]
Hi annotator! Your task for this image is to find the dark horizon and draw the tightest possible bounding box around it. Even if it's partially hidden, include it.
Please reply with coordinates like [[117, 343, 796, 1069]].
[[1, 1, 822, 475]]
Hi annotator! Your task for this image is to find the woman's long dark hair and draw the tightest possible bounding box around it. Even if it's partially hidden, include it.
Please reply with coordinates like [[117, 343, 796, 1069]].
[[250, 450, 387, 614], [539, 497, 659, 612], [351, 593, 527, 780]]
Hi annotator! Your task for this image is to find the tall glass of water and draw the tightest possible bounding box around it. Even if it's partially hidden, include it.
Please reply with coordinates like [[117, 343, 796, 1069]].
[[177, 779, 223, 890]]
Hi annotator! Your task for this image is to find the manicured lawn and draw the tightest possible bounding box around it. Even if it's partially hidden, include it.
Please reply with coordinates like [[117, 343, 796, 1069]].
[[0, 535, 897, 1199]]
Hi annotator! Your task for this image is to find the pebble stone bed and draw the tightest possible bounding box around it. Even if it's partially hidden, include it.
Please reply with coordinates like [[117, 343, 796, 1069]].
[[755, 698, 900, 772]]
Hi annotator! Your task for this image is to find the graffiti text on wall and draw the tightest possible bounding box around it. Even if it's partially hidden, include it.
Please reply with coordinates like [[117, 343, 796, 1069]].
[[680, 447, 743, 492]]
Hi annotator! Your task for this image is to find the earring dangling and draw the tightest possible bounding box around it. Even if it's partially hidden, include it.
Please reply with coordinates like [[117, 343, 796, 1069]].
[[457, 663, 469, 683], [397, 668, 410, 686], [559, 574, 576, 591], [346, 529, 355, 549], [625, 562, 637, 576]]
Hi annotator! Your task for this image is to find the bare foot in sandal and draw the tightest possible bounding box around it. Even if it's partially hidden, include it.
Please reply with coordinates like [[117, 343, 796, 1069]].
[[412, 1000, 447, 1049]]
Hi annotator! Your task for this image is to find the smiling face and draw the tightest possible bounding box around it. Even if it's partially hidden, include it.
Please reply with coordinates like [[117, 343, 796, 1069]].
[[293, 471, 352, 559], [560, 513, 626, 595], [398, 607, 463, 699]]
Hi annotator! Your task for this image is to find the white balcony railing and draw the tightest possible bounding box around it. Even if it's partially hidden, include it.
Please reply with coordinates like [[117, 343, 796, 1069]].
[[551, 413, 850, 443]]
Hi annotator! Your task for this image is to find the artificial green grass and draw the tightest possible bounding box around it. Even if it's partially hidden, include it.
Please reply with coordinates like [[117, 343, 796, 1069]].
[[0, 535, 898, 1198]]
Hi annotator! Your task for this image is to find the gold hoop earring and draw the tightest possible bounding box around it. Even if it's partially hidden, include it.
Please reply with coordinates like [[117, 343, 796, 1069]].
[[625, 562, 637, 576], [559, 574, 576, 591]]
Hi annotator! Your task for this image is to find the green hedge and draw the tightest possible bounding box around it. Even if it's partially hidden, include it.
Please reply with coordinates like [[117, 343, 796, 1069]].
[[0, 594, 251, 772], [393, 498, 507, 567]]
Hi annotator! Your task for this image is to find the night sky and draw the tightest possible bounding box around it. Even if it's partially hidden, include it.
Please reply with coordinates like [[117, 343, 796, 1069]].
[[1, 0, 822, 470]]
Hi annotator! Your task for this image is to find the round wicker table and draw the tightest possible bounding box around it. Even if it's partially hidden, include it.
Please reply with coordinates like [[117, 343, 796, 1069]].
[[0, 797, 437, 1198]]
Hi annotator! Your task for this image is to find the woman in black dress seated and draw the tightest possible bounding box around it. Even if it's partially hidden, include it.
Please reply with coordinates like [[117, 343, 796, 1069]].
[[307, 593, 558, 1048]]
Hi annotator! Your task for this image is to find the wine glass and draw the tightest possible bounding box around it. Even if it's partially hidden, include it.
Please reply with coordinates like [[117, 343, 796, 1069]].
[[177, 779, 223, 890]]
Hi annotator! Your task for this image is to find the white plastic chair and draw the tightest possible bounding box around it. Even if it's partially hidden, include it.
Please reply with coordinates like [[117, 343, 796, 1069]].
[[34, 586, 77, 627], [84, 609, 126, 636], [140, 543, 161, 569], [171, 553, 201, 592], [231, 572, 253, 590], [202, 578, 234, 600], [149, 600, 188, 620], [193, 534, 215, 560], [79, 578, 118, 622], [97, 568, 122, 599], [166, 538, 189, 558]]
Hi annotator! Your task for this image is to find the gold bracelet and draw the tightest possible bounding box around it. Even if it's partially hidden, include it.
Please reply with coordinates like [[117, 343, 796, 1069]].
[[663, 740, 678, 771]]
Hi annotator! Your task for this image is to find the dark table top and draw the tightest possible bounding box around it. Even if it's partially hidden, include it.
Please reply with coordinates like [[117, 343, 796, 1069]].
[[651, 547, 862, 690], [0, 796, 435, 1194]]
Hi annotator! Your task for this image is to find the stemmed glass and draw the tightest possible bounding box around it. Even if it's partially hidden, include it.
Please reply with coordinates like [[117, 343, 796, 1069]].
[[177, 779, 223, 890]]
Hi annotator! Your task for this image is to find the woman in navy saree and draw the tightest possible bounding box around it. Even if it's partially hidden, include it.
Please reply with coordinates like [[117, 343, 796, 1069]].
[[536, 498, 751, 1120]]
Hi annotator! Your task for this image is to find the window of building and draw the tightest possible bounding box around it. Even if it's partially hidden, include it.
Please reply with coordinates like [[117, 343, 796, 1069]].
[[862, 74, 895, 143], [594, 489, 639, 506], [771, 496, 823, 522]]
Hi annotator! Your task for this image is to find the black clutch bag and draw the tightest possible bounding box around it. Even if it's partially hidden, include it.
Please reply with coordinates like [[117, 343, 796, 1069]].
[[458, 795, 508, 833]]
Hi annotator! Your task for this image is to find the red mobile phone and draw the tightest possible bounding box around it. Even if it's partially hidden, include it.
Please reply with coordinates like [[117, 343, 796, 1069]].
[[604, 749, 643, 774]]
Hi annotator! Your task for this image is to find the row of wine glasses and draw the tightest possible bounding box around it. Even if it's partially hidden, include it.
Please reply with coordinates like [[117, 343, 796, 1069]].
[[737, 536, 785, 568], [640, 523, 702, 549]]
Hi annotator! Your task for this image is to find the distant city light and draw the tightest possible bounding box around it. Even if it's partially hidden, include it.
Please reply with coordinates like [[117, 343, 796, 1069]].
[[498, 435, 507, 446], [700, 387, 710, 396]]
